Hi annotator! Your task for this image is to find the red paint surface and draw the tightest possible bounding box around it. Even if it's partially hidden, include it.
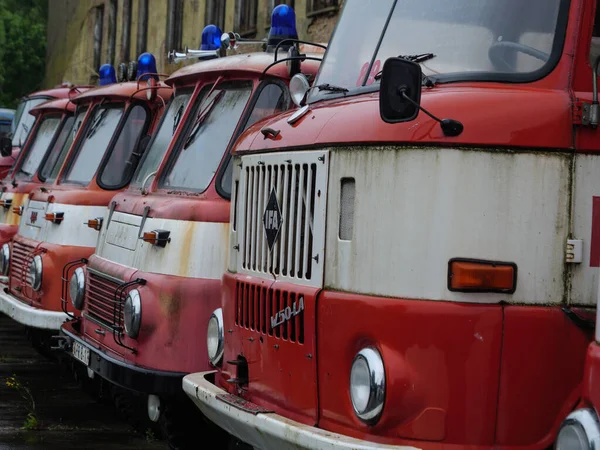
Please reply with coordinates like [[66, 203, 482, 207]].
[[582, 342, 600, 413]]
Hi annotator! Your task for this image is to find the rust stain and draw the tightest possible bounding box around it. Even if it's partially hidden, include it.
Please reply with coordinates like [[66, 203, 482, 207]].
[[178, 221, 195, 277]]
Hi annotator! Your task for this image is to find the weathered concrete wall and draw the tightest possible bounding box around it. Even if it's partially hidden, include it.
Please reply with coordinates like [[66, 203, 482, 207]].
[[45, 0, 342, 87]]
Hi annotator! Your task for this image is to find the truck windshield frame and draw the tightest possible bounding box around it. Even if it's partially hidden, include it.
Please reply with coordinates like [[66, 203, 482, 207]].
[[14, 114, 64, 181], [308, 0, 571, 104], [158, 80, 253, 194], [10, 97, 52, 147], [60, 103, 125, 186]]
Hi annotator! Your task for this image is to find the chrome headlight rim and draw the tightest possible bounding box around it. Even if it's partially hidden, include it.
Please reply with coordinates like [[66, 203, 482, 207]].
[[69, 267, 85, 310], [207, 308, 224, 366], [350, 347, 386, 423], [556, 408, 600, 450], [124, 289, 142, 339], [0, 243, 9, 276], [28, 255, 42, 291]]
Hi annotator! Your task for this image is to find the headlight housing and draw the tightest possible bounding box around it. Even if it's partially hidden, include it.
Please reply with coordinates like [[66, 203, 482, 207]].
[[69, 267, 85, 310], [207, 308, 224, 365], [28, 255, 42, 291], [350, 347, 385, 423], [0, 243, 10, 276], [556, 409, 600, 450], [124, 289, 141, 338]]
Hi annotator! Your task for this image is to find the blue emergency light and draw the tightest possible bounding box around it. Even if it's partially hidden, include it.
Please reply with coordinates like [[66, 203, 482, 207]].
[[136, 52, 158, 81], [267, 4, 298, 48], [99, 64, 117, 86], [201, 24, 222, 50]]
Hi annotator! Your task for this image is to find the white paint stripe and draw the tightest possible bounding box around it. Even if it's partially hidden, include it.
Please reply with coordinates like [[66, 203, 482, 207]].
[[183, 372, 418, 450], [95, 212, 229, 279], [18, 202, 106, 247]]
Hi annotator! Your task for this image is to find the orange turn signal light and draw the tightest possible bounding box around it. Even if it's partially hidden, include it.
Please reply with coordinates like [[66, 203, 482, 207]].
[[141, 229, 170, 248], [45, 212, 64, 224], [448, 258, 517, 294], [12, 206, 23, 216], [86, 217, 103, 230]]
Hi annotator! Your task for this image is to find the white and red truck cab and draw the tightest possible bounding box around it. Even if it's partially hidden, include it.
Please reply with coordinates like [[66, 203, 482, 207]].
[[0, 85, 82, 178], [0, 94, 88, 284], [183, 0, 600, 448], [0, 57, 170, 339], [58, 9, 322, 449]]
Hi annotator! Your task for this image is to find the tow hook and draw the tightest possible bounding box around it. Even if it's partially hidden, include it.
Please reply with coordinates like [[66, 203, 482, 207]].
[[50, 335, 70, 351]]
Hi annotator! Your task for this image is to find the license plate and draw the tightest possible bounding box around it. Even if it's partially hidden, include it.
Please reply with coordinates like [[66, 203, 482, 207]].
[[72, 341, 90, 366]]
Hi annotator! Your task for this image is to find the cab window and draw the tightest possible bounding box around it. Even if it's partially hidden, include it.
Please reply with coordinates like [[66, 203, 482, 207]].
[[219, 82, 290, 197], [40, 108, 87, 182], [99, 104, 149, 188], [63, 104, 124, 185], [160, 81, 252, 192], [131, 91, 193, 187], [15, 115, 62, 180]]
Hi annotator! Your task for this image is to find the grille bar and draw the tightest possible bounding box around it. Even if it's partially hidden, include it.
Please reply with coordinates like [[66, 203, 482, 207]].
[[10, 241, 36, 285], [234, 280, 305, 344], [86, 269, 124, 328], [237, 152, 328, 287]]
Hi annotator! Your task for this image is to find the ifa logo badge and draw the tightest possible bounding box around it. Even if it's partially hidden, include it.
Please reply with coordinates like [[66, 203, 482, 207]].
[[262, 187, 282, 251], [30, 211, 38, 224]]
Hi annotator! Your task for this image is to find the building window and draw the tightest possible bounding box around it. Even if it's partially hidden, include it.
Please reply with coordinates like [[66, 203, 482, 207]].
[[267, 0, 294, 24], [205, 0, 226, 30], [119, 0, 132, 62], [93, 5, 104, 76], [235, 0, 258, 36], [107, 0, 117, 65], [307, 0, 338, 17], [136, 0, 148, 55], [166, 0, 184, 52]]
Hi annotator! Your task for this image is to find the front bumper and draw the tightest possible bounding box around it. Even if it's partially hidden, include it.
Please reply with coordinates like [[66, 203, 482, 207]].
[[0, 290, 68, 329], [183, 371, 419, 450], [61, 324, 186, 395]]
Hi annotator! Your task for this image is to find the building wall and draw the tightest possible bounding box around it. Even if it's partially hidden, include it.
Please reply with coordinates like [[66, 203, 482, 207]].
[[45, 0, 342, 87]]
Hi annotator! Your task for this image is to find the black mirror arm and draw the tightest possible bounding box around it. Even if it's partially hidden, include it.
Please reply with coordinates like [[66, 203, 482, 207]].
[[397, 87, 464, 137]]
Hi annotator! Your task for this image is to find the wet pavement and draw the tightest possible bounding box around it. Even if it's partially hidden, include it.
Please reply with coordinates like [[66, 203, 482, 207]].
[[0, 313, 168, 450]]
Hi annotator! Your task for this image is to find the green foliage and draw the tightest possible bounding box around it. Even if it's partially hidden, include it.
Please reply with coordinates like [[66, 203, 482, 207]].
[[0, 0, 47, 108], [23, 412, 39, 430]]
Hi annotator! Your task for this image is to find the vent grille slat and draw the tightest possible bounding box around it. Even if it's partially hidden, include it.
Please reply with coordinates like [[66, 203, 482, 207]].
[[86, 272, 124, 329], [10, 242, 36, 285]]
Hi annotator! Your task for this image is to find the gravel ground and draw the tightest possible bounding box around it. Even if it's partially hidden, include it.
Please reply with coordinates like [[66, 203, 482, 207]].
[[0, 313, 168, 450]]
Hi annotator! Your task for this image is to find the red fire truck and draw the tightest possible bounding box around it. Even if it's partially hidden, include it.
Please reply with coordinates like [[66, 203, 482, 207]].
[[0, 85, 79, 178], [183, 0, 600, 448], [0, 94, 88, 287], [59, 9, 322, 449], [0, 56, 170, 348]]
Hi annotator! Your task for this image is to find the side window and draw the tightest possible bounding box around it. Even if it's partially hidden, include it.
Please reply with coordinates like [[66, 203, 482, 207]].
[[99, 105, 148, 188], [40, 108, 87, 181], [592, 3, 600, 65], [16, 115, 62, 180], [63, 105, 124, 185], [219, 83, 289, 197]]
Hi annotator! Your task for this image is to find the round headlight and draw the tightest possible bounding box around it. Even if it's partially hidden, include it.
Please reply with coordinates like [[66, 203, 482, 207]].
[[69, 267, 85, 310], [556, 409, 600, 450], [0, 243, 10, 276], [28, 255, 42, 291], [350, 347, 385, 423], [207, 308, 224, 365], [124, 289, 142, 338]]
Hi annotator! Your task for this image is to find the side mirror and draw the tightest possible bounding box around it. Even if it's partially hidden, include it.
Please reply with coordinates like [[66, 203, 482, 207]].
[[379, 57, 422, 124], [0, 137, 12, 157]]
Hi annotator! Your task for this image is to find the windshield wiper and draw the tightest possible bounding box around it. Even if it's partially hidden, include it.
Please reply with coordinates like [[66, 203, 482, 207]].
[[86, 109, 108, 139], [375, 53, 436, 82], [183, 90, 225, 150], [315, 83, 349, 93]]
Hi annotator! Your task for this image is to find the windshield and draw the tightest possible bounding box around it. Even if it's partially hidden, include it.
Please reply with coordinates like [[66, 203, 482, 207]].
[[309, 0, 564, 103], [40, 109, 86, 181], [132, 91, 192, 186], [99, 105, 148, 188], [11, 98, 49, 147], [63, 105, 124, 185], [15, 115, 62, 180], [160, 81, 252, 192]]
